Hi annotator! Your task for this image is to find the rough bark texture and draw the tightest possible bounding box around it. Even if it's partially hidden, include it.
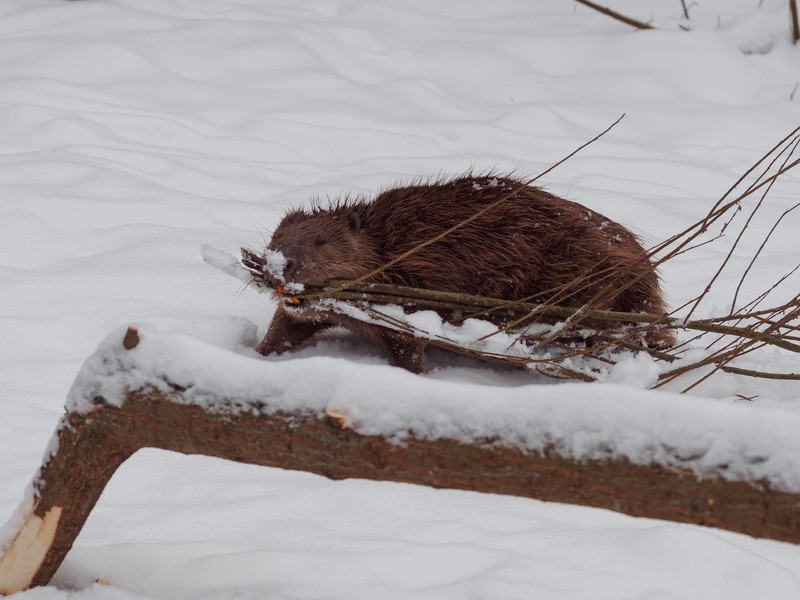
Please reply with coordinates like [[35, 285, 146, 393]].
[[1, 386, 800, 593]]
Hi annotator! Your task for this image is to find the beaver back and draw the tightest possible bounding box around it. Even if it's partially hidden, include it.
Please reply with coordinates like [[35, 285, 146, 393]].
[[361, 175, 666, 316]]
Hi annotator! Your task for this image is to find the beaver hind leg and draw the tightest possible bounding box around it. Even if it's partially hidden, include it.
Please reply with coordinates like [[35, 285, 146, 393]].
[[368, 327, 428, 373]]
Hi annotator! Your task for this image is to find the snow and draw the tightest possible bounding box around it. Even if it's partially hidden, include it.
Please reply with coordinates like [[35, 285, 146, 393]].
[[199, 245, 251, 287], [2, 0, 800, 598], [64, 324, 800, 492]]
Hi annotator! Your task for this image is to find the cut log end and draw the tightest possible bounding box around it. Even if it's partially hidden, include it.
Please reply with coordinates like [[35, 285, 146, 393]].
[[0, 507, 62, 596]]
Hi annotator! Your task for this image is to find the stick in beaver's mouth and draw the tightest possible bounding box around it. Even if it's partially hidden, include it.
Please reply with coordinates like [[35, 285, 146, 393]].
[[239, 249, 303, 306]]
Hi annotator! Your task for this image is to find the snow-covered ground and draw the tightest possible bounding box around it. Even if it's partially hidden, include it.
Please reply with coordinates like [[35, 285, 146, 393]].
[[2, 0, 800, 598]]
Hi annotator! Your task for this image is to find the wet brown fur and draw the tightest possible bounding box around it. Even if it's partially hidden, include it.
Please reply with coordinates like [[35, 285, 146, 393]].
[[257, 175, 674, 372]]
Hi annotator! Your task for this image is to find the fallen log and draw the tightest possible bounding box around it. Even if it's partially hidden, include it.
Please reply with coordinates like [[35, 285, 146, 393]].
[[2, 326, 800, 595]]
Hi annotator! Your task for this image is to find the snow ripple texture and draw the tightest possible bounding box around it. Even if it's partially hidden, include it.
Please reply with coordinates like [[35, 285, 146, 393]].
[[2, 1, 800, 598]]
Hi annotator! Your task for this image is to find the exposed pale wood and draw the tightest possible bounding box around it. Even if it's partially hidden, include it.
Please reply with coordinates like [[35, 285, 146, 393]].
[[0, 508, 62, 595]]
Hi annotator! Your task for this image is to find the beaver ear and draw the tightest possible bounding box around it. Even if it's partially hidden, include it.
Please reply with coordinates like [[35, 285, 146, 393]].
[[346, 210, 363, 231]]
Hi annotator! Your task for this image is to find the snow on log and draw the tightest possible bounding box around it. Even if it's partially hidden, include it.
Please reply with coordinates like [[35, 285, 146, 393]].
[[2, 325, 800, 593]]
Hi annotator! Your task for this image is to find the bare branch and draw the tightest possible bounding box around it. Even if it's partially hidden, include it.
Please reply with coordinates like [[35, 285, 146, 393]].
[[719, 365, 800, 380], [573, 0, 654, 30]]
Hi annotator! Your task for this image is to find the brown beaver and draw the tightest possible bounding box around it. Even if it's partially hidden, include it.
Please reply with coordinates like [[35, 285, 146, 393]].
[[255, 175, 674, 372]]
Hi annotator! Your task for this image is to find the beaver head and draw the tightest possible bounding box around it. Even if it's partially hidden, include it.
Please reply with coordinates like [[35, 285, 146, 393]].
[[266, 205, 378, 288]]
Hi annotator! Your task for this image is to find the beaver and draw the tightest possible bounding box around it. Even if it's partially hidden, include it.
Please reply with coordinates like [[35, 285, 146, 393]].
[[254, 175, 674, 372]]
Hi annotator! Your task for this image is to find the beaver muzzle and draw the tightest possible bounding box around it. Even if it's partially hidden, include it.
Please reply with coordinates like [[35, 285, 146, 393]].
[[275, 284, 302, 306]]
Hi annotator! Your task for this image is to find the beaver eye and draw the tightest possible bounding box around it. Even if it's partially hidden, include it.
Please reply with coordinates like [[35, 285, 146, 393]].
[[313, 237, 325, 246]]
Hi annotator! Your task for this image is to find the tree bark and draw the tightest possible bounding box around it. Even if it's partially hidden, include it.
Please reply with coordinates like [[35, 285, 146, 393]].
[[2, 329, 800, 594], [2, 391, 800, 594]]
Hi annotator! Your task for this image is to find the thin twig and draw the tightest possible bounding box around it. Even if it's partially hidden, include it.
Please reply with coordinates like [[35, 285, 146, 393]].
[[338, 115, 626, 291], [573, 0, 654, 30], [646, 126, 800, 260], [719, 365, 800, 380], [655, 303, 800, 389], [680, 147, 800, 320], [363, 305, 598, 382], [731, 200, 800, 312]]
